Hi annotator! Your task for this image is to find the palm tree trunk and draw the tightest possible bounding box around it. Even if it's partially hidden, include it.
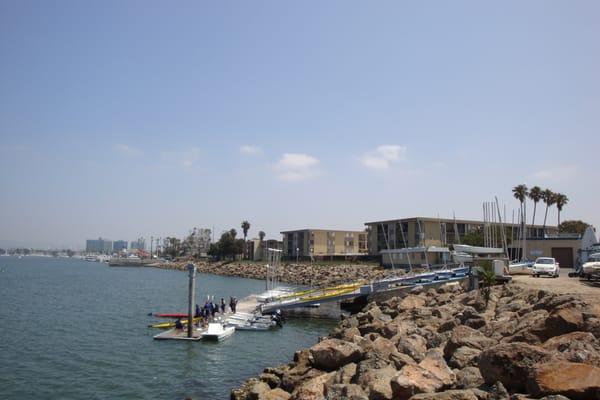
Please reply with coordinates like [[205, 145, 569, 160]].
[[557, 210, 561, 227], [542, 204, 549, 234], [531, 203, 537, 230]]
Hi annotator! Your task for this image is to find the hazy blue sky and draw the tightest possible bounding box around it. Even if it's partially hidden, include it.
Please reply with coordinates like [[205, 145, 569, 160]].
[[1, 1, 598, 249]]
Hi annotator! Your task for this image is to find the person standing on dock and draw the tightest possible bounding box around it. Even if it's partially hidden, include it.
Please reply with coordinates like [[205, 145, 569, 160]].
[[220, 298, 226, 314]]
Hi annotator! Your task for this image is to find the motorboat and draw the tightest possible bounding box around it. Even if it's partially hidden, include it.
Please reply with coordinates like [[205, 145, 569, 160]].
[[202, 323, 235, 341], [582, 253, 600, 280], [508, 260, 534, 275]]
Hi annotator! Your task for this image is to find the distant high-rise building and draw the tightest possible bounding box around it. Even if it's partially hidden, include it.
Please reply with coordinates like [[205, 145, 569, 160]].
[[86, 238, 113, 254], [113, 240, 128, 253], [130, 238, 146, 250]]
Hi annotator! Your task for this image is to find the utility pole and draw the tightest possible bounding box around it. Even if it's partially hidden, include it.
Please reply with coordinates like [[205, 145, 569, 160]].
[[150, 236, 153, 260], [187, 263, 196, 338]]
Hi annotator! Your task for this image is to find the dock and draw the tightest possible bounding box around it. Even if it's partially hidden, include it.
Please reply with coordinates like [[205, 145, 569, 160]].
[[153, 326, 207, 341]]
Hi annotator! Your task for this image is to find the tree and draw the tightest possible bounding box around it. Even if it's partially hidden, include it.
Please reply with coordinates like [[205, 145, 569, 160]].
[[241, 220, 251, 259], [164, 237, 182, 259], [513, 184, 529, 240], [479, 261, 496, 306], [258, 231, 266, 241], [66, 249, 75, 257], [554, 193, 569, 227], [558, 220, 590, 235], [0, 248, 5, 255], [229, 229, 237, 239], [528, 186, 542, 228], [541, 188, 556, 234]]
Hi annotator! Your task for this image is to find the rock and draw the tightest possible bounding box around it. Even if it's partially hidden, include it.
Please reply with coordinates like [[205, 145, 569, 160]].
[[397, 335, 428, 362], [332, 362, 357, 385], [542, 331, 600, 367], [289, 371, 334, 400], [325, 383, 368, 400], [487, 381, 509, 400], [281, 368, 324, 393], [444, 326, 496, 359], [249, 381, 272, 400], [391, 364, 444, 399], [260, 388, 291, 400], [455, 367, 484, 389], [390, 352, 417, 370], [418, 349, 456, 388], [449, 346, 481, 369], [260, 373, 282, 389], [339, 327, 362, 342], [371, 337, 401, 362], [538, 396, 571, 400], [309, 339, 363, 371], [408, 389, 480, 400], [477, 342, 555, 392], [542, 307, 585, 340], [526, 361, 600, 400], [398, 295, 426, 312], [438, 319, 459, 333]]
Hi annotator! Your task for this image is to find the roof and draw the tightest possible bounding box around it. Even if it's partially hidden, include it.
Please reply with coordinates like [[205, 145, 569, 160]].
[[364, 216, 551, 229], [280, 228, 366, 234]]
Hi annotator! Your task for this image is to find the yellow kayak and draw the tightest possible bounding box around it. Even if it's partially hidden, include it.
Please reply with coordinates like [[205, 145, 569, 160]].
[[149, 317, 201, 329]]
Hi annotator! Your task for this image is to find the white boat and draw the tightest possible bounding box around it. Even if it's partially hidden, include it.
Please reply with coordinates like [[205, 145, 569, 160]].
[[508, 260, 534, 275], [451, 251, 472, 264], [202, 323, 235, 341], [582, 253, 600, 279], [453, 244, 504, 254], [256, 287, 293, 302]]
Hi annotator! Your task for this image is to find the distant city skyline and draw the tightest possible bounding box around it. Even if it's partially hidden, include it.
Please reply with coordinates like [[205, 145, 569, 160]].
[[1, 1, 599, 248]]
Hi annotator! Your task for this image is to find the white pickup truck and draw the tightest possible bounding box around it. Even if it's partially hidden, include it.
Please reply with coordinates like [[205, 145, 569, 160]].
[[532, 257, 560, 278]]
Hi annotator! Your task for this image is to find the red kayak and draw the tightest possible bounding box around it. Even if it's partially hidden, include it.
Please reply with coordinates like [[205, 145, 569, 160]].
[[153, 313, 189, 318]]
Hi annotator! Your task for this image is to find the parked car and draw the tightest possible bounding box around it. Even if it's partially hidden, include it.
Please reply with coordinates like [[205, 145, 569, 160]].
[[532, 257, 560, 278], [582, 253, 600, 280]]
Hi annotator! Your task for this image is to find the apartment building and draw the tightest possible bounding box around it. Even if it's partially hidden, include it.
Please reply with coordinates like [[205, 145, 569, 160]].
[[281, 229, 368, 259]]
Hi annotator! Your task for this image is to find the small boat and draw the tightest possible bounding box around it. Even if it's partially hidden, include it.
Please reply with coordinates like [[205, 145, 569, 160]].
[[508, 260, 534, 275], [149, 318, 201, 329], [202, 323, 235, 341], [582, 253, 600, 279], [233, 321, 276, 331], [153, 313, 189, 319], [453, 244, 504, 254]]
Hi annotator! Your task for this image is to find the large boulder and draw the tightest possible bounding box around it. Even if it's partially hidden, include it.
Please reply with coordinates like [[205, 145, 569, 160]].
[[356, 364, 397, 400], [526, 361, 600, 400], [398, 295, 426, 312], [443, 326, 496, 359], [259, 388, 291, 400], [408, 389, 480, 400], [397, 335, 428, 362], [390, 364, 444, 399], [331, 362, 357, 385], [289, 371, 334, 400], [418, 349, 456, 388], [477, 342, 555, 392], [542, 331, 600, 367], [370, 337, 401, 362], [455, 367, 484, 389], [309, 339, 363, 371], [448, 346, 481, 369], [325, 384, 368, 400], [541, 307, 585, 340]]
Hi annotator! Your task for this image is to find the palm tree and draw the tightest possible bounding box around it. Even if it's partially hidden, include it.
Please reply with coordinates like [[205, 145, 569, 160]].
[[541, 189, 556, 234], [241, 221, 250, 242], [554, 193, 569, 227], [229, 228, 237, 239], [528, 186, 542, 230], [258, 231, 266, 241], [241, 221, 251, 259], [512, 184, 529, 237], [258, 231, 266, 260]]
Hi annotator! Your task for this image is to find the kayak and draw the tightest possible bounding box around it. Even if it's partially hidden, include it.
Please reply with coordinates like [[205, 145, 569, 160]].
[[149, 318, 201, 329], [153, 313, 189, 318]]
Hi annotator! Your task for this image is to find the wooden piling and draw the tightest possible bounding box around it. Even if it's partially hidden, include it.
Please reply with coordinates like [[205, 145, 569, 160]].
[[187, 263, 196, 338]]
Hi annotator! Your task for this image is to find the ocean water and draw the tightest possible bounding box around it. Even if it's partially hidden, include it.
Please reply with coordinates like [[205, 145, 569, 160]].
[[0, 257, 336, 399]]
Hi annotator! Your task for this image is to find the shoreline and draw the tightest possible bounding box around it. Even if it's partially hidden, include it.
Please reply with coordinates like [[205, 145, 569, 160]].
[[153, 260, 400, 287], [230, 283, 600, 400]]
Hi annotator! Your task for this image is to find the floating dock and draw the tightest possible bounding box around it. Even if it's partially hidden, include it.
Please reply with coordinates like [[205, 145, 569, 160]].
[[153, 326, 207, 341]]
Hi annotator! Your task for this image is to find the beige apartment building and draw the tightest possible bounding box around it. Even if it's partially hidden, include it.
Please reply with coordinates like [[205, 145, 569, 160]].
[[281, 229, 368, 259]]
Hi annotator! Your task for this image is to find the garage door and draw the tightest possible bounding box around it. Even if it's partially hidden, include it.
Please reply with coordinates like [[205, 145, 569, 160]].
[[551, 247, 573, 268]]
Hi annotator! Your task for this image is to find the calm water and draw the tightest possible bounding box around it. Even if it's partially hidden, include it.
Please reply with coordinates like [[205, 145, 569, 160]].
[[0, 257, 336, 399]]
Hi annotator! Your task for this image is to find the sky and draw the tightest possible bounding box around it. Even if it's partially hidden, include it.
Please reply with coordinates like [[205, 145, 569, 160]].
[[1, 1, 599, 249]]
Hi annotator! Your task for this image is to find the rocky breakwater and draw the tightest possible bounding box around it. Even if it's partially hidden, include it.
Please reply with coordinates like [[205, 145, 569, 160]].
[[232, 283, 600, 400], [159, 261, 395, 287]]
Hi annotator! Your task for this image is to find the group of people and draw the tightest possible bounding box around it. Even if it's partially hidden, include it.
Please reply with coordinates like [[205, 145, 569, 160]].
[[173, 295, 240, 331], [193, 296, 238, 319]]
